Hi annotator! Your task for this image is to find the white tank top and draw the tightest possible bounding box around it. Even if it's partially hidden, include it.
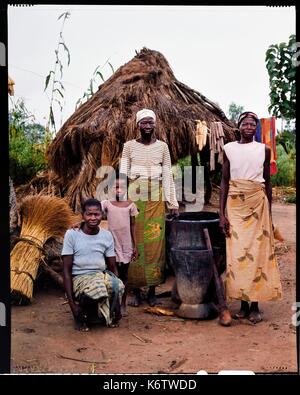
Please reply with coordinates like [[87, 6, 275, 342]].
[[223, 141, 265, 182]]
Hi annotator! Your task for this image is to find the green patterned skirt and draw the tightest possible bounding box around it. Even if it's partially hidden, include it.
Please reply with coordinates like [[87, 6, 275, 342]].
[[127, 180, 165, 288]]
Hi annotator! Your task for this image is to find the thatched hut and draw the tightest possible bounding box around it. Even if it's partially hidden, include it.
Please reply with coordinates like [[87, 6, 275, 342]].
[[45, 47, 238, 211]]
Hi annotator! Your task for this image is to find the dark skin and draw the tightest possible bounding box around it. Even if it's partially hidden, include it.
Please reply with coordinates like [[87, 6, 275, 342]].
[[63, 205, 120, 331], [130, 117, 179, 307], [219, 116, 272, 323], [136, 117, 179, 218]]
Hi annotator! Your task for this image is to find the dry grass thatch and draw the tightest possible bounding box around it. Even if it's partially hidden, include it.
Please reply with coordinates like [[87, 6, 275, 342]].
[[14, 170, 68, 213], [10, 176, 18, 234], [46, 47, 239, 210], [10, 194, 79, 305]]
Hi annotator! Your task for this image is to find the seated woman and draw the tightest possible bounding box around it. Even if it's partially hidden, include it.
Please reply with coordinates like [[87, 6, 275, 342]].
[[62, 198, 124, 331]]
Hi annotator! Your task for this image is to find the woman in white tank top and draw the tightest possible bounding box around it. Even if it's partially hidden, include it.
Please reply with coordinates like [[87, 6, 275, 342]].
[[219, 111, 282, 324]]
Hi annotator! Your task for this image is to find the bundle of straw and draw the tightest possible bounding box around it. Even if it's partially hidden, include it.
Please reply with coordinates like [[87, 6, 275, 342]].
[[11, 194, 78, 305]]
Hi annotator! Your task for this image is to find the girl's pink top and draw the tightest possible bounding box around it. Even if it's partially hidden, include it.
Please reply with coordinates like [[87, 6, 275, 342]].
[[101, 200, 138, 264]]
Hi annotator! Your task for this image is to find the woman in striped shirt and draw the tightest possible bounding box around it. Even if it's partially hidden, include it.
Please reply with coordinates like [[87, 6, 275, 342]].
[[120, 109, 179, 307]]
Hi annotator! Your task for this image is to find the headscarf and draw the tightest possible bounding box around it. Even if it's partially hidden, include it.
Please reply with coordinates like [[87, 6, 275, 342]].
[[237, 111, 259, 128], [136, 109, 156, 124]]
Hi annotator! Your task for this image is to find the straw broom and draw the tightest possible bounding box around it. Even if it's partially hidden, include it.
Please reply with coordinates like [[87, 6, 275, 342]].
[[11, 194, 79, 305]]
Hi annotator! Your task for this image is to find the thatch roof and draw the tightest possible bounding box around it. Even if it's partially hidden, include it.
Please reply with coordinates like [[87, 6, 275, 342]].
[[46, 47, 239, 210]]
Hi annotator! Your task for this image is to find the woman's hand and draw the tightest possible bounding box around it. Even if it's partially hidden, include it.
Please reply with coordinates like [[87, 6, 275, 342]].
[[131, 246, 138, 261], [219, 215, 230, 237], [169, 208, 179, 218]]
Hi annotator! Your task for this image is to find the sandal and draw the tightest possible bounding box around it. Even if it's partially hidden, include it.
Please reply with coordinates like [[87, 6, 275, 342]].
[[233, 310, 249, 320], [248, 311, 262, 324]]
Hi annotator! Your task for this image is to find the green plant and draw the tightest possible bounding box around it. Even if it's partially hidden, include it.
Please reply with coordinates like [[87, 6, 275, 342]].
[[44, 11, 71, 134], [286, 194, 296, 204], [276, 129, 295, 156], [9, 99, 48, 185], [75, 60, 115, 109], [271, 144, 295, 187], [265, 34, 296, 121], [227, 102, 244, 123], [176, 155, 191, 171]]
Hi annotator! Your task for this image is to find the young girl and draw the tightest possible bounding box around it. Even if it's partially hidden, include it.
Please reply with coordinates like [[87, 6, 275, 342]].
[[101, 173, 138, 316]]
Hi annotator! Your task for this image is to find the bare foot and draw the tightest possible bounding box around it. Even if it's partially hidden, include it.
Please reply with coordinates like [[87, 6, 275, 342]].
[[108, 321, 120, 328], [219, 309, 232, 326], [109, 313, 122, 328], [128, 294, 141, 307], [147, 295, 157, 307], [121, 306, 128, 317], [147, 288, 157, 307], [75, 320, 89, 332], [248, 311, 263, 324]]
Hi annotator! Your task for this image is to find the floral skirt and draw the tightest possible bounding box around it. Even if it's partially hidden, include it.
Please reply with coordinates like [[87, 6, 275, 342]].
[[225, 179, 282, 302]]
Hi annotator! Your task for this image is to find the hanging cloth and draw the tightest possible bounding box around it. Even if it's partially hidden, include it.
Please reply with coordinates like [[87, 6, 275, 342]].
[[209, 121, 225, 170], [254, 117, 278, 175], [195, 120, 208, 151]]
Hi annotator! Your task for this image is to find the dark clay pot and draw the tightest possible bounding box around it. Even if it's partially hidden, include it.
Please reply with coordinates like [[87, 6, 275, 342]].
[[166, 212, 225, 319]]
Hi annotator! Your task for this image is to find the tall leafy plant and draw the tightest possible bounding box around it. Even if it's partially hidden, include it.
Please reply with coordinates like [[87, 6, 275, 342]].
[[44, 11, 71, 135], [265, 34, 296, 121], [75, 60, 115, 109], [271, 144, 295, 187], [9, 98, 48, 185]]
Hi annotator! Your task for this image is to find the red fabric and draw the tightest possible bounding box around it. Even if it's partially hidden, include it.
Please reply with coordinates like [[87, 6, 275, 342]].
[[260, 116, 278, 175], [270, 161, 277, 175], [270, 116, 277, 161]]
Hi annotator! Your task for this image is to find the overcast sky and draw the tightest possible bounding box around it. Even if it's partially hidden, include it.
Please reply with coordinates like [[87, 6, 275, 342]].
[[8, 5, 295, 130]]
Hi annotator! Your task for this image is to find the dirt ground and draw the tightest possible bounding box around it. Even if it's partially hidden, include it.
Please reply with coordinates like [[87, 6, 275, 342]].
[[11, 203, 297, 374]]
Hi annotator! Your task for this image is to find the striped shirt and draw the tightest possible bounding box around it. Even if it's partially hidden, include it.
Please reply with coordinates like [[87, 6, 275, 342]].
[[120, 139, 179, 209]]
